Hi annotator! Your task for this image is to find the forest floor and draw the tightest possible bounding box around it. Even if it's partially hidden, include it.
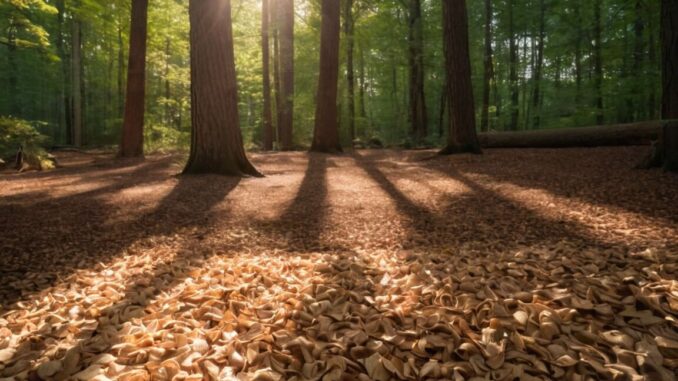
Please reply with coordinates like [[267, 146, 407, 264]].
[[1, 147, 677, 381]]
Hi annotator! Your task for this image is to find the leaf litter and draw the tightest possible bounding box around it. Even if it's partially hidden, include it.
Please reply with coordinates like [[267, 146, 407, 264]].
[[0, 147, 677, 380]]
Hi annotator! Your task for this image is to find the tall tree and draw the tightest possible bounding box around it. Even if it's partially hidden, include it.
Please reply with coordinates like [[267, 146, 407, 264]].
[[71, 17, 83, 146], [344, 0, 356, 145], [531, 0, 546, 129], [272, 1, 281, 146], [120, 0, 148, 158], [508, 0, 519, 131], [660, 0, 677, 171], [439, 0, 481, 155], [648, 4, 658, 119], [184, 0, 260, 176], [407, 0, 427, 142], [117, 15, 125, 117], [632, 0, 645, 121], [640, 0, 677, 171], [55, 0, 69, 143], [311, 0, 342, 153], [5, 12, 19, 116], [574, 0, 583, 106], [261, 0, 273, 151], [278, 0, 294, 150], [358, 43, 368, 121], [480, 0, 494, 132], [593, 0, 604, 125]]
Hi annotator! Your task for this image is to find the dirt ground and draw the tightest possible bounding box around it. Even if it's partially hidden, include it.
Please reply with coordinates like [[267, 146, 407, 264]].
[[0, 147, 677, 380]]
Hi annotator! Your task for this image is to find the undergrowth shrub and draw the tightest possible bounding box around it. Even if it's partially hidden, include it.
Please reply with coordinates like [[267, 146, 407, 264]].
[[0, 117, 54, 170]]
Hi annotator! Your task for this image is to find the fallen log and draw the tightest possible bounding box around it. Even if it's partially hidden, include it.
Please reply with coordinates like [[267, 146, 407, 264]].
[[479, 121, 662, 148]]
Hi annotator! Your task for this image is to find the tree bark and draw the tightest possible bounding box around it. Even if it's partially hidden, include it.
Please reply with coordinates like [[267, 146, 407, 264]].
[[648, 6, 658, 119], [7, 20, 18, 116], [272, 3, 281, 147], [56, 0, 69, 144], [184, 0, 261, 176], [661, 0, 678, 121], [262, 0, 274, 151], [508, 0, 519, 131], [660, 0, 678, 171], [358, 43, 367, 121], [632, 0, 646, 121], [438, 81, 446, 138], [480, 121, 662, 148], [480, 0, 494, 133], [311, 0, 342, 153], [117, 16, 125, 119], [120, 0, 148, 158], [71, 19, 83, 147], [574, 0, 583, 105], [278, 0, 294, 150], [407, 0, 427, 142], [531, 0, 545, 129], [164, 38, 172, 127], [593, 0, 604, 125], [439, 0, 481, 155], [344, 0, 356, 145]]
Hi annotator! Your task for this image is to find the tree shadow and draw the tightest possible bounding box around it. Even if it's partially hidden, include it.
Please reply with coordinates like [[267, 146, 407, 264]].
[[352, 151, 628, 254], [6, 173, 242, 376], [0, 159, 175, 307], [0, 158, 239, 309], [457, 147, 678, 225], [255, 153, 331, 251]]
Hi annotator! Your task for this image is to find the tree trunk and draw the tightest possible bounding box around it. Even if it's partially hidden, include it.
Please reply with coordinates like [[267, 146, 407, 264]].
[[117, 17, 125, 119], [7, 21, 18, 117], [493, 24, 502, 129], [71, 19, 83, 147], [273, 4, 281, 147], [521, 23, 537, 130], [593, 0, 604, 125], [56, 0, 69, 144], [531, 0, 545, 129], [120, 0, 148, 158], [262, 0, 274, 151], [508, 0, 519, 131], [554, 55, 562, 89], [660, 0, 678, 171], [439, 0, 481, 155], [407, 0, 427, 142], [574, 0, 583, 105], [278, 0, 294, 150], [480, 0, 493, 133], [632, 0, 646, 121], [184, 0, 261, 176], [648, 7, 658, 119], [358, 42, 367, 121], [344, 0, 356, 146], [480, 121, 662, 148], [438, 81, 446, 138], [311, 0, 342, 153], [164, 38, 172, 127]]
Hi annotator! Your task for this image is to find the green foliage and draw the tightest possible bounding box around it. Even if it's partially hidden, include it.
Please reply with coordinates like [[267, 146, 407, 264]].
[[0, 0, 664, 151], [0, 117, 53, 169], [144, 123, 189, 153], [0, 0, 57, 49]]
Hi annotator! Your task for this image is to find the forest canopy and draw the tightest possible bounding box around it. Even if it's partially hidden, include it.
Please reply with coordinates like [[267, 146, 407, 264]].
[[0, 0, 662, 151]]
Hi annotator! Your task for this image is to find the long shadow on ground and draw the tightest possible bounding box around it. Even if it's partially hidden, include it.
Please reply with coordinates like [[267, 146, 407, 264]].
[[5, 173, 242, 376]]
